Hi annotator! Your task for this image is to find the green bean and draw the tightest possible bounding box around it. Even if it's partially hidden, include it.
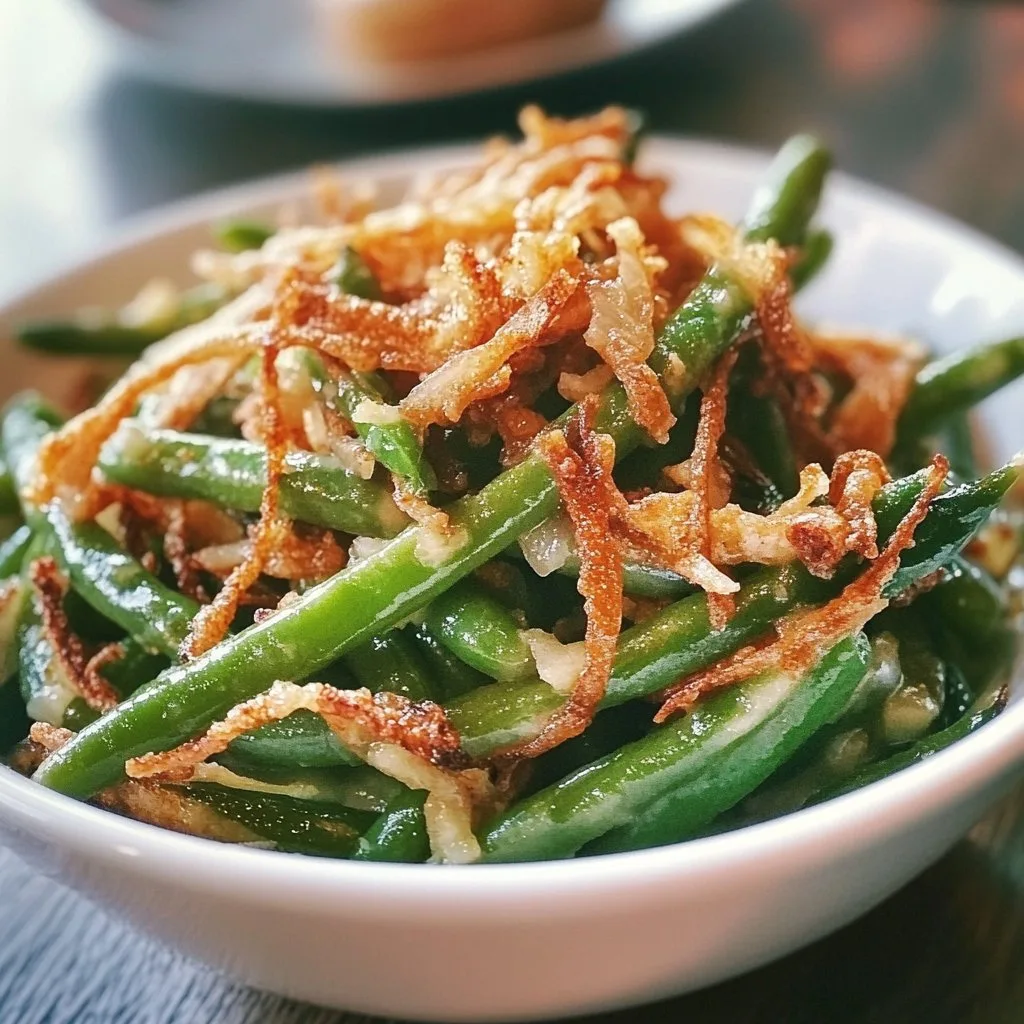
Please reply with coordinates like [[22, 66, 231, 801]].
[[481, 634, 869, 862], [741, 135, 832, 247], [3, 395, 200, 659], [730, 630, 902, 822], [354, 789, 430, 863], [45, 506, 198, 657], [312, 359, 437, 497], [187, 784, 375, 858], [788, 227, 833, 290], [508, 540, 693, 600], [587, 635, 866, 855], [425, 580, 534, 682], [734, 726, 874, 825], [72, 457, 1009, 781], [0, 677, 29, 755], [184, 759, 403, 812], [335, 246, 382, 301], [813, 687, 1007, 803], [897, 336, 1024, 444], [917, 555, 1016, 694], [875, 610, 945, 746], [32, 136, 840, 800], [227, 711, 356, 770], [405, 622, 489, 700], [0, 460, 19, 517], [19, 605, 82, 728], [876, 464, 1019, 596], [342, 629, 437, 701], [16, 282, 226, 357], [98, 422, 411, 538], [622, 108, 647, 166], [561, 559, 693, 600], [213, 218, 274, 253], [739, 592, 1004, 825], [522, 701, 652, 798], [939, 660, 974, 730], [0, 525, 33, 580], [726, 347, 799, 506], [0, 576, 25, 686]]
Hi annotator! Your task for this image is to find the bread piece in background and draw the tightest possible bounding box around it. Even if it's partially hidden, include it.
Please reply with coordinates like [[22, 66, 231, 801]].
[[318, 0, 608, 63]]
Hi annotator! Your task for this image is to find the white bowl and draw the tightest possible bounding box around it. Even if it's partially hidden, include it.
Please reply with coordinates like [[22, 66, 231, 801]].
[[0, 139, 1022, 1023]]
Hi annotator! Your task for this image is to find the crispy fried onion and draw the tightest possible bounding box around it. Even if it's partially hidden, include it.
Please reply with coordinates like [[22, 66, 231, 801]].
[[8, 722, 77, 775], [680, 214, 789, 307], [163, 500, 212, 603], [30, 332, 265, 520], [557, 363, 614, 403], [584, 217, 674, 443], [682, 350, 736, 627], [125, 681, 495, 864], [197, 107, 631, 299], [612, 352, 740, 629], [400, 268, 584, 429], [180, 341, 289, 659], [423, 242, 512, 360], [11, 724, 269, 843], [145, 357, 246, 433], [753, 258, 833, 467], [390, 483, 469, 568], [97, 780, 267, 845], [523, 449, 891, 602], [136, 284, 272, 426], [683, 215, 831, 463], [498, 399, 623, 761], [619, 458, 881, 580], [810, 330, 927, 458], [192, 525, 346, 582], [827, 450, 891, 562], [29, 556, 119, 714], [468, 391, 549, 466], [654, 454, 949, 722]]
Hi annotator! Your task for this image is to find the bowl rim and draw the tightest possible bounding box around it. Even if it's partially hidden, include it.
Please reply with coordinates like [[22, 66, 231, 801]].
[[1, 135, 1022, 915]]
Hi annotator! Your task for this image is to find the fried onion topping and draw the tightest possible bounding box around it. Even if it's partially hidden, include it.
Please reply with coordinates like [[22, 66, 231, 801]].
[[497, 398, 623, 761], [654, 454, 949, 722]]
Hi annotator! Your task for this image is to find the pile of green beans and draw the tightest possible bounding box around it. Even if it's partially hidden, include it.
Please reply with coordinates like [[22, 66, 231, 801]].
[[2, 128, 1021, 865]]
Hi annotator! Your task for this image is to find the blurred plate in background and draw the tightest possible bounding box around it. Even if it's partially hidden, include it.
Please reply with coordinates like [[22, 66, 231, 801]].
[[79, 0, 742, 106]]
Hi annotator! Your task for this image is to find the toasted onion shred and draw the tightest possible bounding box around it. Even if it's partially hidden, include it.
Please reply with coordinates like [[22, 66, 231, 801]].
[[498, 399, 623, 760], [655, 455, 949, 722], [125, 680, 494, 864], [584, 217, 674, 443]]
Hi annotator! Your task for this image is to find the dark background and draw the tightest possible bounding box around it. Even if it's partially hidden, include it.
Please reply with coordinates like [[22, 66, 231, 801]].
[[2, 1, 1023, 1020]]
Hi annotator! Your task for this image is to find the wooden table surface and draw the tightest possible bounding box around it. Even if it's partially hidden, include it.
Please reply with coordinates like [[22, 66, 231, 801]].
[[2, 1, 1024, 1021]]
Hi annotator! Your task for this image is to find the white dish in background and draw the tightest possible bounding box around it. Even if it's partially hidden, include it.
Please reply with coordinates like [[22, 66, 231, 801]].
[[0, 138, 1022, 1022], [77, 0, 743, 106]]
